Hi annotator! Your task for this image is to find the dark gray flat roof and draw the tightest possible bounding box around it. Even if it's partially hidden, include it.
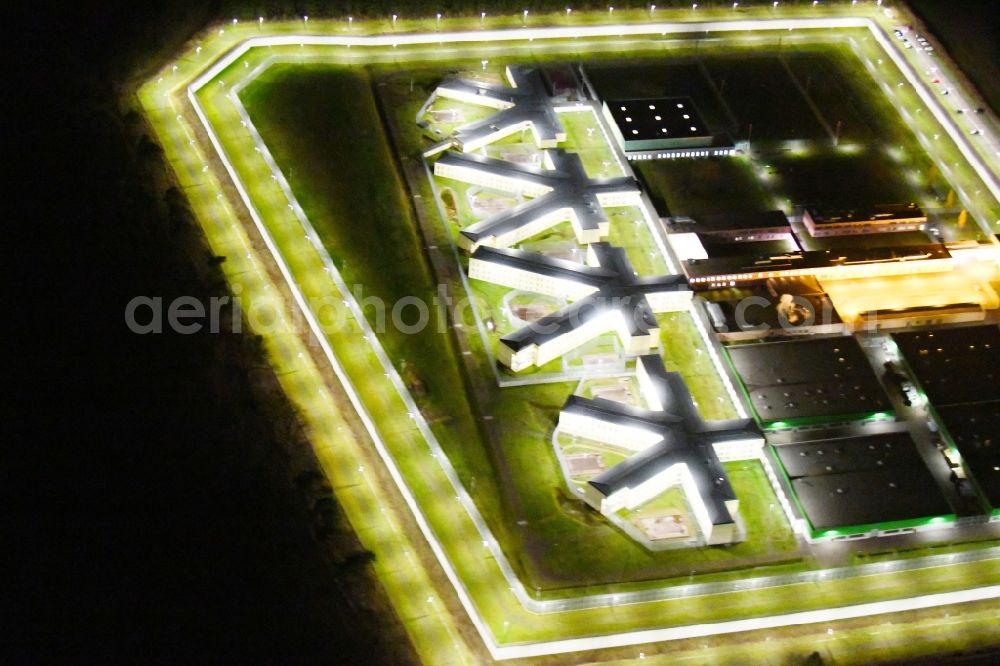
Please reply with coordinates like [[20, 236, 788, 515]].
[[696, 236, 800, 259], [775, 431, 921, 479], [773, 428, 952, 531], [879, 325, 999, 511], [606, 97, 710, 141], [893, 325, 1000, 407], [471, 245, 613, 288], [935, 402, 1000, 508], [791, 465, 952, 531], [728, 337, 891, 422], [687, 210, 792, 234]]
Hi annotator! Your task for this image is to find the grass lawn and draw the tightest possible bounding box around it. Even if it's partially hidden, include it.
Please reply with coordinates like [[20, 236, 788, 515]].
[[421, 96, 495, 140], [623, 42, 977, 227], [558, 108, 626, 178], [373, 60, 815, 589], [636, 155, 773, 216], [658, 311, 739, 422], [760, 145, 918, 207], [241, 64, 792, 592], [239, 64, 506, 534], [704, 53, 829, 142], [784, 50, 880, 145]]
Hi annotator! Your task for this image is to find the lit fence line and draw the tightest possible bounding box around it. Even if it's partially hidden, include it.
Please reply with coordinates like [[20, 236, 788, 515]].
[[185, 17, 1000, 660], [222, 36, 1000, 619]]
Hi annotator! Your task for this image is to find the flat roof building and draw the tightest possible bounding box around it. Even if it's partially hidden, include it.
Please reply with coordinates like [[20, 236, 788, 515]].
[[893, 325, 1000, 513], [469, 243, 691, 372], [434, 150, 641, 252], [682, 243, 953, 288], [935, 404, 1000, 510], [559, 355, 763, 544], [703, 276, 844, 342], [434, 65, 566, 152], [772, 430, 953, 537], [666, 210, 794, 243], [802, 204, 926, 238], [727, 336, 892, 425], [892, 325, 1000, 407], [603, 98, 712, 151]]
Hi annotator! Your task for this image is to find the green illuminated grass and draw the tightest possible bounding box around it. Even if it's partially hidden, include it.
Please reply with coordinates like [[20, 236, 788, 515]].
[[636, 155, 773, 216], [559, 108, 626, 178], [658, 311, 738, 421]]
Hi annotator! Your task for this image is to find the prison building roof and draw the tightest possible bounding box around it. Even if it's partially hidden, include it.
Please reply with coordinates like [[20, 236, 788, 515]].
[[435, 150, 639, 250], [790, 465, 952, 531], [682, 210, 793, 236], [892, 325, 1000, 407], [935, 402, 1000, 508], [472, 243, 689, 352], [775, 431, 923, 479], [437, 65, 566, 151], [563, 355, 760, 527]]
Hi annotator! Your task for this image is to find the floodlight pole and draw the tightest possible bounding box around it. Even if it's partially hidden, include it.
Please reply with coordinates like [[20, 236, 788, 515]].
[[834, 120, 842, 147]]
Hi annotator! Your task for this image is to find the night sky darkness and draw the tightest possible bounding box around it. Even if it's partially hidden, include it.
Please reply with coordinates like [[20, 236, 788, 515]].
[[8, 2, 413, 661]]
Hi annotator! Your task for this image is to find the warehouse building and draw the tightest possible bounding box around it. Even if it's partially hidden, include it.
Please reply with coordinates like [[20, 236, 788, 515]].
[[601, 97, 733, 160], [726, 336, 892, 426], [770, 429, 954, 539], [665, 210, 795, 244], [681, 243, 954, 288], [893, 325, 1000, 516], [802, 204, 926, 238]]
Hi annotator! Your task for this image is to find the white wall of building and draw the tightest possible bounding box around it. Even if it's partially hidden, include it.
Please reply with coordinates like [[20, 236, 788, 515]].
[[435, 160, 552, 198], [468, 256, 597, 300], [558, 410, 664, 452], [435, 85, 514, 110]]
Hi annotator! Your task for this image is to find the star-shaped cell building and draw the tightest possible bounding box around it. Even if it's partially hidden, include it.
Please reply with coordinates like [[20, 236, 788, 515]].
[[469, 242, 691, 371], [434, 65, 566, 152], [558, 355, 763, 544], [435, 149, 641, 252]]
